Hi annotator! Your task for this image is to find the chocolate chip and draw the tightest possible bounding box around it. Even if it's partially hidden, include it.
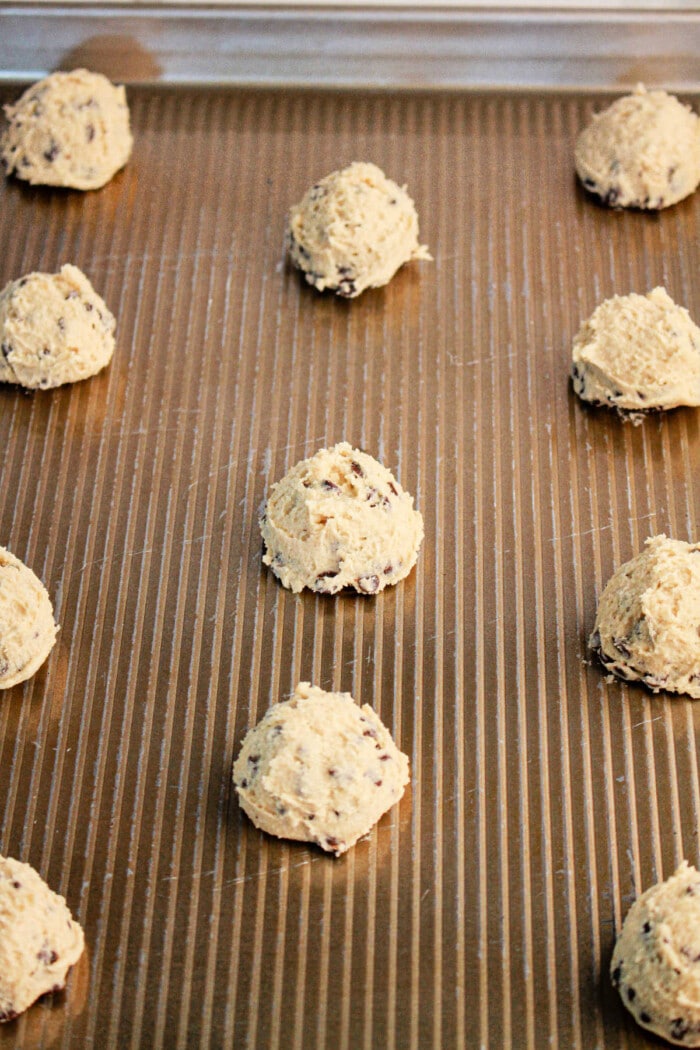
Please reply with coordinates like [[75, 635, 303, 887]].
[[357, 575, 380, 594], [611, 964, 622, 986], [379, 753, 392, 761], [320, 479, 339, 492], [388, 482, 398, 496], [86, 124, 95, 143], [374, 779, 383, 787], [239, 778, 248, 788], [350, 461, 364, 477], [612, 637, 631, 658], [363, 727, 378, 739], [84, 301, 94, 312], [1, 342, 11, 359], [642, 921, 651, 934], [57, 317, 66, 332], [627, 987, 636, 1002], [643, 673, 669, 690], [325, 836, 341, 850], [337, 277, 357, 298], [10, 880, 21, 889], [640, 1012, 652, 1024], [671, 1019, 690, 1040], [37, 947, 59, 965], [604, 187, 620, 207], [43, 140, 60, 163], [384, 564, 393, 575], [248, 754, 260, 766], [314, 570, 340, 593]]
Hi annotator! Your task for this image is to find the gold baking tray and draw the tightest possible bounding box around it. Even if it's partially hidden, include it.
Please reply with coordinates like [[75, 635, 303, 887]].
[[0, 14, 699, 1048]]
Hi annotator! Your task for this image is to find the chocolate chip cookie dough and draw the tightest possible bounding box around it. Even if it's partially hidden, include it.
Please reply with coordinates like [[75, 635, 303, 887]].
[[0, 545, 58, 689], [287, 161, 431, 297], [233, 682, 410, 856], [611, 861, 700, 1046], [590, 535, 700, 699], [0, 264, 116, 389], [260, 442, 424, 595], [571, 288, 700, 419], [575, 85, 700, 210], [1, 68, 132, 191], [0, 855, 84, 1023]]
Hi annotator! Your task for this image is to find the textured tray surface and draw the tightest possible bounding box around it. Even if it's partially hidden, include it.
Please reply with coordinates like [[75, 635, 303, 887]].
[[0, 86, 699, 1050]]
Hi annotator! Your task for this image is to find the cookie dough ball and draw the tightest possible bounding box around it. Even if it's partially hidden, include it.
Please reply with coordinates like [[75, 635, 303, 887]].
[[233, 681, 410, 856], [260, 441, 424, 595], [590, 535, 700, 699], [0, 855, 84, 1023], [0, 264, 116, 389], [611, 861, 700, 1046], [575, 84, 700, 210], [571, 287, 700, 417], [1, 68, 132, 191], [0, 546, 58, 689], [287, 161, 431, 297]]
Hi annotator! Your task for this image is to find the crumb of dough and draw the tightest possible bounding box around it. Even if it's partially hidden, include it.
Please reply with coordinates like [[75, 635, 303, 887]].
[[0, 264, 116, 389], [575, 84, 700, 209], [1, 68, 132, 191], [590, 535, 700, 699], [287, 161, 431, 297], [0, 545, 58, 689], [233, 681, 410, 855], [571, 288, 700, 419], [260, 441, 424, 595], [611, 861, 700, 1046], [0, 854, 84, 1023]]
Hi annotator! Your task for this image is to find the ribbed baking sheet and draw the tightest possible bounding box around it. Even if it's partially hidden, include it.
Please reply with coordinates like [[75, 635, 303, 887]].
[[0, 85, 699, 1050]]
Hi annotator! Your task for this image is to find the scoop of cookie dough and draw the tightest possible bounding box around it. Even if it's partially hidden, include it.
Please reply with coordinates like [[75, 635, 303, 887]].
[[0, 854, 84, 1023], [611, 861, 700, 1046], [575, 84, 700, 209], [590, 535, 700, 699], [0, 546, 58, 690], [260, 441, 424, 595], [0, 264, 116, 389], [1, 68, 132, 191], [233, 681, 410, 856], [571, 287, 700, 417], [287, 161, 431, 297]]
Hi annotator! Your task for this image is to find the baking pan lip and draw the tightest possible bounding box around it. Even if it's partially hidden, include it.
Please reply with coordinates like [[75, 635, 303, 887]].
[[1, 5, 700, 90]]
